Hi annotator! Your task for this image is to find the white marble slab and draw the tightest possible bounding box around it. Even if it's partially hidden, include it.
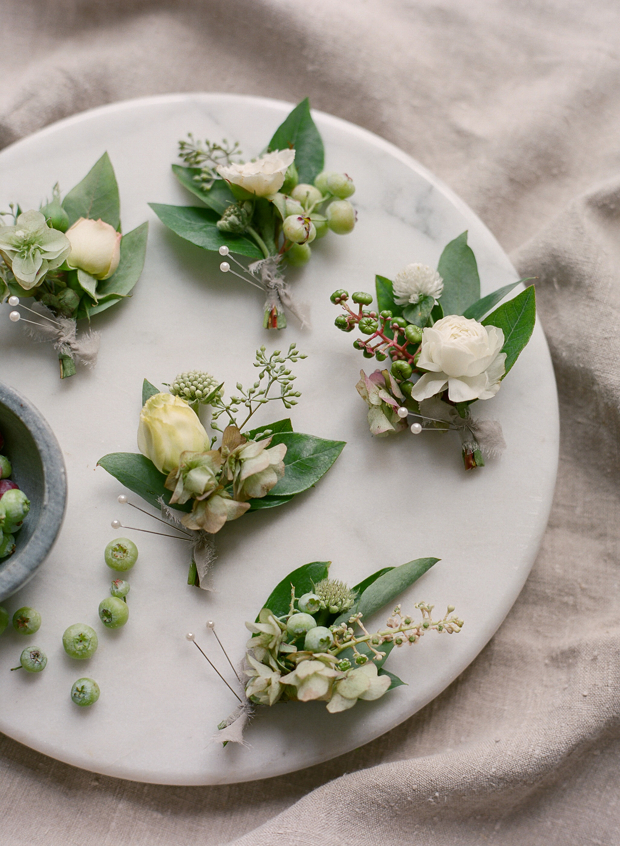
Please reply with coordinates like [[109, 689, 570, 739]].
[[0, 94, 558, 785]]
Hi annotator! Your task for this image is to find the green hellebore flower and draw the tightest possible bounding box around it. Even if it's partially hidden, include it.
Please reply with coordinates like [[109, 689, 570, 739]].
[[280, 656, 340, 702], [165, 450, 222, 505], [0, 210, 71, 290], [221, 426, 287, 502], [326, 662, 391, 713], [181, 489, 249, 534]]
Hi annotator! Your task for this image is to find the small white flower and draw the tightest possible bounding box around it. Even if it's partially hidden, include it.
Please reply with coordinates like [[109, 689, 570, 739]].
[[392, 263, 444, 306], [217, 149, 296, 198]]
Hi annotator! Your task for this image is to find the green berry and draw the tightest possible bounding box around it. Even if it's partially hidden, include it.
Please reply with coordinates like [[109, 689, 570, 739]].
[[281, 161, 299, 194], [352, 339, 364, 350], [359, 317, 378, 335], [290, 183, 323, 209], [71, 678, 100, 707], [298, 593, 321, 614], [391, 317, 407, 329], [110, 579, 130, 599], [285, 242, 312, 266], [379, 309, 393, 320], [362, 349, 375, 359], [375, 351, 388, 361], [286, 613, 317, 638], [311, 214, 329, 239], [19, 646, 47, 673], [314, 171, 355, 199], [405, 324, 423, 344], [304, 626, 334, 652], [0, 605, 8, 635], [391, 361, 413, 380], [104, 538, 138, 572], [0, 532, 15, 558], [282, 214, 316, 244], [0, 455, 11, 479], [330, 289, 349, 304], [12, 607, 41, 635], [351, 291, 373, 305], [63, 623, 98, 659], [334, 315, 350, 331], [98, 596, 129, 628], [1, 489, 29, 532], [326, 200, 356, 235]]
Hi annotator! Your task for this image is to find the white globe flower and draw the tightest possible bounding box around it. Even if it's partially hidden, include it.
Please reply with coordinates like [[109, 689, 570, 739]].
[[217, 149, 296, 198], [392, 263, 444, 306], [410, 315, 506, 403]]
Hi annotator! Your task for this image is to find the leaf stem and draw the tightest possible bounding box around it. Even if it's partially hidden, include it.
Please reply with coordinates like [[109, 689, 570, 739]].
[[247, 226, 271, 259]]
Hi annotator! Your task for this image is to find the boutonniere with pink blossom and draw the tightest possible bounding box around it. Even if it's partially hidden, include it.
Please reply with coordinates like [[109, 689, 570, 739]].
[[330, 233, 536, 468], [150, 99, 356, 329], [1, 154, 148, 378]]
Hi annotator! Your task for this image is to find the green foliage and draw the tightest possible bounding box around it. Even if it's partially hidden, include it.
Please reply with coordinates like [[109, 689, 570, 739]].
[[266, 432, 346, 497], [81, 222, 149, 318], [403, 295, 435, 327], [97, 453, 191, 514], [172, 166, 236, 214], [463, 279, 525, 322], [62, 152, 120, 229], [245, 418, 294, 440], [149, 203, 263, 259], [483, 286, 536, 374], [260, 561, 331, 619], [142, 379, 160, 406], [437, 231, 480, 316], [267, 98, 324, 184]]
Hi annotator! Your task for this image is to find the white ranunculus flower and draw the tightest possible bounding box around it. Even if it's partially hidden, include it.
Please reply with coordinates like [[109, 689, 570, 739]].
[[392, 263, 444, 306], [410, 315, 506, 403], [65, 217, 122, 280], [217, 149, 296, 198]]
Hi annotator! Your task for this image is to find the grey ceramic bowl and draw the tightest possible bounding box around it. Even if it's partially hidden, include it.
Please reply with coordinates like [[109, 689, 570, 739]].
[[0, 383, 66, 601]]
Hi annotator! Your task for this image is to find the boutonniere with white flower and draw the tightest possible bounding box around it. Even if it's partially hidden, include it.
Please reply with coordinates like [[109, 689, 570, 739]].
[[188, 557, 461, 745], [98, 345, 345, 588], [1, 154, 148, 378], [331, 233, 537, 468], [150, 99, 356, 329]]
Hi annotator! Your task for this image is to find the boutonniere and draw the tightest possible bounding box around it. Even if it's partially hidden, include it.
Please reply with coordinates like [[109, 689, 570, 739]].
[[186, 557, 461, 745], [150, 99, 356, 329], [98, 345, 345, 587], [1, 154, 148, 379], [330, 232, 536, 468]]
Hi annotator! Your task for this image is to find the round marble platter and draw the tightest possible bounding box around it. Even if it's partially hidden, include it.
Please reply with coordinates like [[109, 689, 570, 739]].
[[0, 94, 558, 785]]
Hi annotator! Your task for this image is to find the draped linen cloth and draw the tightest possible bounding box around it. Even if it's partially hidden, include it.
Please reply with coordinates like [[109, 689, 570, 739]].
[[2, 1, 620, 843]]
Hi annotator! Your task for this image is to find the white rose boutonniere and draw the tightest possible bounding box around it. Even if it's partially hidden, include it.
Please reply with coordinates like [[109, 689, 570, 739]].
[[217, 149, 296, 198]]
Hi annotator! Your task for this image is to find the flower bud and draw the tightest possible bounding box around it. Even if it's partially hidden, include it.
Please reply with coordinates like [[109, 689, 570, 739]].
[[286, 613, 317, 638], [304, 626, 334, 652], [282, 215, 316, 245], [66, 218, 121, 280], [217, 201, 252, 234], [137, 393, 209, 474], [314, 171, 355, 199], [290, 183, 323, 210], [326, 200, 356, 235], [40, 196, 70, 232], [285, 243, 312, 266]]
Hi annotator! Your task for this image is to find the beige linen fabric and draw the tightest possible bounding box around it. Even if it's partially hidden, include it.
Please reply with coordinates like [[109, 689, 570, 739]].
[[2, 1, 620, 843]]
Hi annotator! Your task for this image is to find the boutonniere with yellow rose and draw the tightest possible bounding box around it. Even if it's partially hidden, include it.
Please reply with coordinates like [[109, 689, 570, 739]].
[[150, 99, 356, 329], [188, 557, 462, 745], [330, 233, 536, 468], [98, 345, 345, 588], [1, 154, 148, 378]]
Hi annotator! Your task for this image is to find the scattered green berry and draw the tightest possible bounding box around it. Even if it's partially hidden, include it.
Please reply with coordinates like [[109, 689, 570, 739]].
[[110, 579, 130, 599], [12, 607, 41, 635], [71, 678, 100, 707], [0, 455, 11, 479], [18, 646, 47, 673], [63, 623, 98, 659], [98, 596, 129, 629], [104, 538, 138, 572], [0, 488, 30, 532], [0, 533, 16, 559]]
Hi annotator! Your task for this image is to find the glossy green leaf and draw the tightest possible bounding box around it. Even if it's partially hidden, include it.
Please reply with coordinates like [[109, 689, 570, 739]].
[[260, 561, 331, 619], [62, 152, 120, 229], [267, 98, 324, 184], [375, 275, 402, 316], [171, 166, 237, 214], [463, 280, 526, 322], [149, 203, 263, 258], [437, 231, 480, 316], [351, 567, 395, 597], [76, 269, 99, 302], [483, 286, 536, 375], [245, 418, 294, 440], [379, 666, 407, 690], [84, 222, 149, 317], [267, 432, 346, 497], [97, 452, 191, 513], [247, 493, 294, 511], [403, 295, 435, 327], [142, 379, 160, 406]]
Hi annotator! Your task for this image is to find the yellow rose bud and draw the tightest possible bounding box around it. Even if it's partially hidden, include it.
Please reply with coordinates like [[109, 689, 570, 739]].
[[137, 393, 210, 474], [66, 217, 122, 279]]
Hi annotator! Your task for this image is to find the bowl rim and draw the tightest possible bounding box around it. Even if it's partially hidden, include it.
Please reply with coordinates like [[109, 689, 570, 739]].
[[0, 381, 67, 600]]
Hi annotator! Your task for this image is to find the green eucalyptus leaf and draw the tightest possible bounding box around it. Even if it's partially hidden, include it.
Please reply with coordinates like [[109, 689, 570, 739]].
[[84, 222, 149, 318], [62, 152, 120, 229], [463, 280, 527, 322], [403, 295, 435, 327], [351, 567, 395, 596], [437, 231, 480, 316], [266, 432, 346, 497], [97, 452, 191, 513], [267, 98, 324, 184], [244, 418, 294, 440], [76, 269, 99, 302], [247, 493, 294, 511], [482, 286, 536, 375], [171, 166, 237, 214], [149, 203, 263, 258], [260, 561, 331, 619], [142, 379, 160, 406], [379, 666, 407, 689]]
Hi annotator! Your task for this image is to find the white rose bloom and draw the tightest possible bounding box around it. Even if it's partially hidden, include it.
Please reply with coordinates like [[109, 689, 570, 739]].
[[392, 263, 444, 306], [66, 218, 121, 280], [410, 315, 506, 403], [217, 149, 296, 198]]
